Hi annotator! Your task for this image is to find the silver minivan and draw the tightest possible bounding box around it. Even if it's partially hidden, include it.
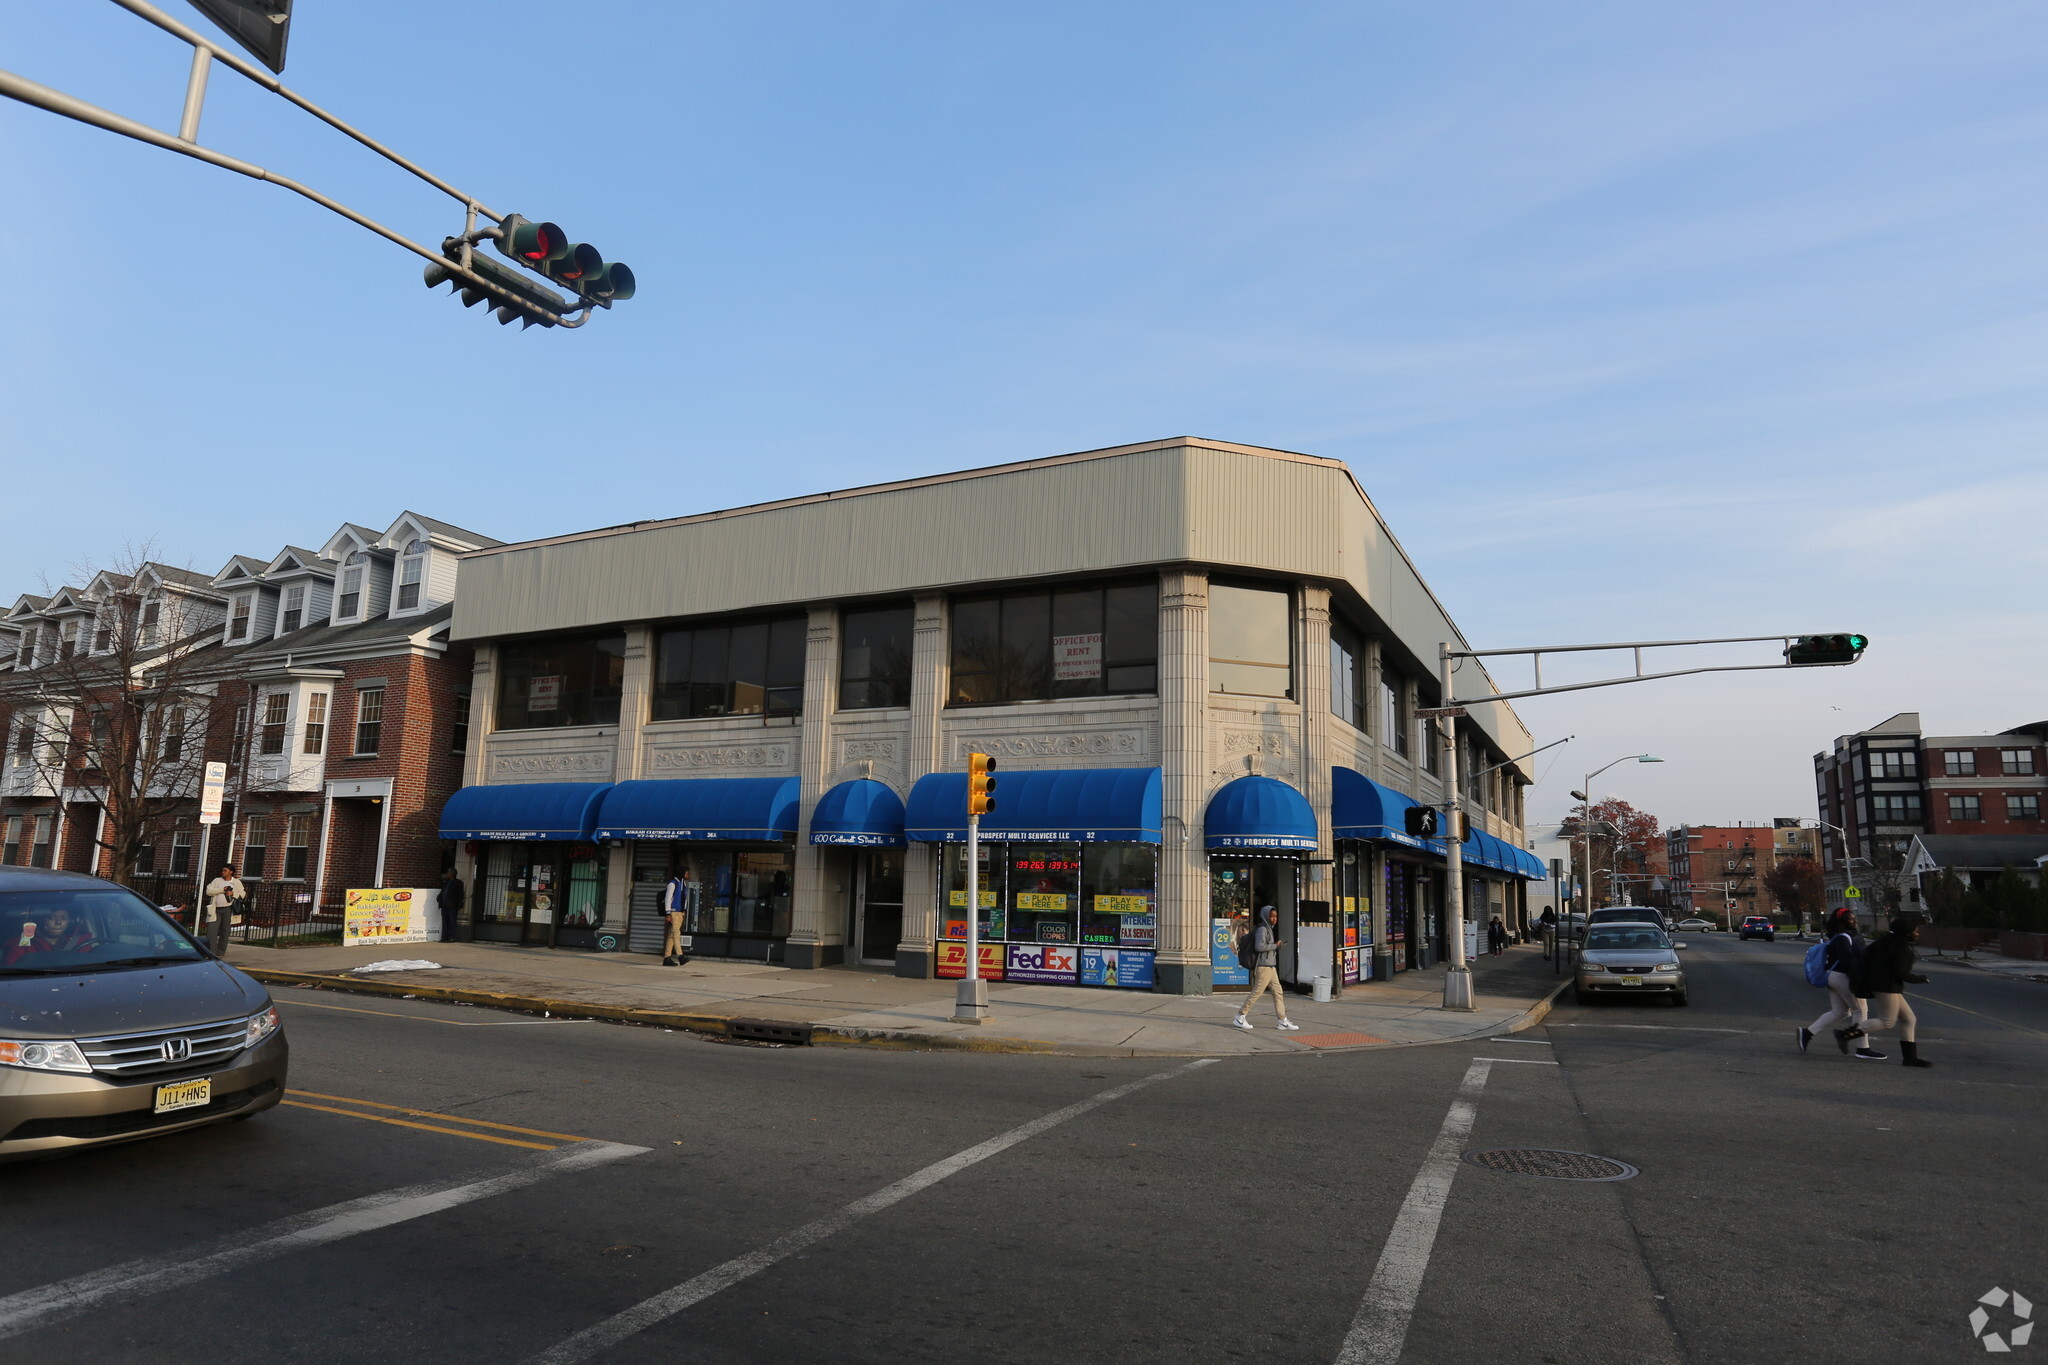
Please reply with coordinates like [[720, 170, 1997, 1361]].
[[0, 867, 288, 1161]]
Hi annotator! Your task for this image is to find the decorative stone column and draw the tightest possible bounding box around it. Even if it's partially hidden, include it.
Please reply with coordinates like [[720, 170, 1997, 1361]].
[[895, 593, 947, 979], [598, 628, 653, 937], [785, 607, 839, 969], [1154, 569, 1210, 995], [454, 644, 496, 922], [1297, 586, 1335, 987]]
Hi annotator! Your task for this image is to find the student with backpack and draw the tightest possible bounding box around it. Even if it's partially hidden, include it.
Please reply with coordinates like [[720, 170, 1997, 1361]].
[[1798, 908, 1871, 1056], [1232, 906, 1299, 1031], [1854, 914, 1934, 1068]]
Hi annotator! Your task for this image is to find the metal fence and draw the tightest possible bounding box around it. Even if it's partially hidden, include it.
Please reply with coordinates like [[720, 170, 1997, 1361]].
[[130, 875, 345, 947]]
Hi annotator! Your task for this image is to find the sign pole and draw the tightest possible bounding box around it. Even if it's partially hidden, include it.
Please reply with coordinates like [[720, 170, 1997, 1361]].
[[954, 812, 988, 1024], [197, 760, 227, 950]]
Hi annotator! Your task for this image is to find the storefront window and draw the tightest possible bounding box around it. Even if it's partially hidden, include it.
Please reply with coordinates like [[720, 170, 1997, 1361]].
[[651, 616, 805, 720], [1007, 843, 1080, 944], [1209, 583, 1292, 697], [1082, 844, 1156, 950], [839, 605, 913, 709], [677, 847, 792, 938], [948, 582, 1158, 705], [941, 842, 1003, 941], [495, 631, 627, 730], [940, 839, 1157, 987]]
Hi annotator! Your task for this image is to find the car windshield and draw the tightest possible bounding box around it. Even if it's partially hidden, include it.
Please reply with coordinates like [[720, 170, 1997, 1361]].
[[0, 889, 207, 974], [1585, 927, 1670, 952]]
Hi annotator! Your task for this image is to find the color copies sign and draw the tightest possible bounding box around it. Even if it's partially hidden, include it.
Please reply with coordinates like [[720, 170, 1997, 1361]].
[[1080, 947, 1155, 989], [1006, 942, 1078, 983], [1052, 632, 1101, 681], [343, 888, 440, 945]]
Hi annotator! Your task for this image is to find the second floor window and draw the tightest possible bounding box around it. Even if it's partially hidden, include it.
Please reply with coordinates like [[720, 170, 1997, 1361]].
[[337, 552, 367, 619], [1330, 620, 1368, 732], [162, 710, 185, 763], [1945, 750, 1976, 776], [495, 631, 627, 730], [950, 582, 1158, 706], [450, 691, 471, 754], [228, 596, 252, 641], [1870, 794, 1921, 825], [2002, 749, 2037, 776], [303, 693, 327, 755], [2011, 795, 2042, 821], [397, 541, 425, 610], [59, 620, 79, 658], [140, 601, 160, 645], [1381, 669, 1409, 758], [1868, 750, 1917, 779], [260, 694, 289, 754], [280, 584, 305, 634], [1207, 584, 1290, 698], [1949, 794, 1981, 821], [840, 605, 913, 709], [354, 688, 384, 755], [653, 616, 805, 720]]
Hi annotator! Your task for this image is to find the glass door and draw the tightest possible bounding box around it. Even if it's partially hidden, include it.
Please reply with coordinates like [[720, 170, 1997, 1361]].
[[522, 853, 558, 946], [854, 850, 903, 965]]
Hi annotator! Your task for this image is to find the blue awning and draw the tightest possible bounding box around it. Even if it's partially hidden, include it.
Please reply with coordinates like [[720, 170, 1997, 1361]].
[[1460, 827, 1512, 873], [1331, 768, 1443, 853], [1204, 775, 1318, 852], [810, 779, 906, 847], [440, 782, 612, 842], [905, 767, 1161, 843], [594, 776, 799, 842]]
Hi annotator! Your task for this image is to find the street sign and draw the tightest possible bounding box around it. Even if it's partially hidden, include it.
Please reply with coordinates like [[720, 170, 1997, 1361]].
[[1844, 886, 1861, 899], [1416, 706, 1467, 719], [198, 761, 228, 825]]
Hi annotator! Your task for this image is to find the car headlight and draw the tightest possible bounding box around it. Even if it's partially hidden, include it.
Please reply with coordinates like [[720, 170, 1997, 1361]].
[[245, 1006, 282, 1048], [1652, 962, 1680, 972], [1579, 963, 1606, 973], [0, 1039, 93, 1073]]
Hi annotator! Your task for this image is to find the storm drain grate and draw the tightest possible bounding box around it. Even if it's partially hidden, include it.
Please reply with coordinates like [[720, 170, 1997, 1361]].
[[725, 1018, 814, 1045], [1462, 1147, 1638, 1181]]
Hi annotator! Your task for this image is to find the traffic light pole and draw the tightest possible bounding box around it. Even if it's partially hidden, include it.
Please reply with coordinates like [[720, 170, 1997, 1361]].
[[1436, 646, 1474, 1010], [953, 813, 988, 1025]]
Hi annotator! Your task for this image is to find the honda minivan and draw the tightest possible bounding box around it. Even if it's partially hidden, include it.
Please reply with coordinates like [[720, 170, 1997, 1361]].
[[0, 867, 287, 1161]]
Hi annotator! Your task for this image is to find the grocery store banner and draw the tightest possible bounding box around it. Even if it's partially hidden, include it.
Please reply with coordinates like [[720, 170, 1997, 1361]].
[[343, 888, 442, 946]]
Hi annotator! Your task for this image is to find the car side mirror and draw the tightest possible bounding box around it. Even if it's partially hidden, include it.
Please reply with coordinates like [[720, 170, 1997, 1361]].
[[1673, 943, 1688, 950]]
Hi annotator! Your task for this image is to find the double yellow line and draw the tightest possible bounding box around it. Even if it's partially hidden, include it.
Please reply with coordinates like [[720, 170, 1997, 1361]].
[[282, 1089, 595, 1151]]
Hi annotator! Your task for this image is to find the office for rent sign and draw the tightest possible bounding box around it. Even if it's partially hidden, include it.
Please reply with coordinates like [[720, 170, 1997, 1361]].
[[1052, 632, 1101, 681], [344, 888, 439, 945]]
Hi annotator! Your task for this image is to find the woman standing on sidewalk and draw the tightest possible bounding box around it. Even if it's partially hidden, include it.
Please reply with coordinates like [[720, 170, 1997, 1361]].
[[1853, 914, 1934, 1068], [1798, 908, 1868, 1056]]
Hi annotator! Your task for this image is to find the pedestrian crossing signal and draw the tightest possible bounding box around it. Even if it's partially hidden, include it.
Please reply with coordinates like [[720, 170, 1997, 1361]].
[[1404, 806, 1439, 839], [967, 752, 997, 816]]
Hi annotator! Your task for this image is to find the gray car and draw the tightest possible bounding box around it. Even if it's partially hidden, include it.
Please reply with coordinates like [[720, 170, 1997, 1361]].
[[0, 867, 288, 1161], [1574, 921, 1688, 1006]]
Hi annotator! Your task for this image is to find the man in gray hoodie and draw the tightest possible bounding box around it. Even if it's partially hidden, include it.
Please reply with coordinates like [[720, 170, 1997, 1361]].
[[1233, 905, 1300, 1031]]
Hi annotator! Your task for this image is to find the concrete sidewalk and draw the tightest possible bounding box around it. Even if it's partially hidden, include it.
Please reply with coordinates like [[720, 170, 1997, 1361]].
[[227, 938, 1570, 1057], [1922, 953, 2048, 983]]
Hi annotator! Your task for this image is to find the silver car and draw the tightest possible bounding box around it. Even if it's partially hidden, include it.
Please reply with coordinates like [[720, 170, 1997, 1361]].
[[1574, 921, 1688, 1006]]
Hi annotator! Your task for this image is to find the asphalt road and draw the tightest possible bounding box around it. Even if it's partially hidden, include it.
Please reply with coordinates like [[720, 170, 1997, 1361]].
[[5, 937, 2043, 1365]]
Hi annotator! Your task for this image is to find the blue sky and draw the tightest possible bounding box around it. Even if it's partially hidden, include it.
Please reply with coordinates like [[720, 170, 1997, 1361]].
[[6, 2, 2044, 830]]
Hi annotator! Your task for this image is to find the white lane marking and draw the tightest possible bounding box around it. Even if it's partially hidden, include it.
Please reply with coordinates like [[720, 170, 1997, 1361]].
[[1561, 1024, 1747, 1033], [1473, 1057, 1558, 1065], [0, 1139, 646, 1341], [524, 1058, 1221, 1365], [1484, 1037, 1552, 1045], [1333, 1060, 1492, 1365]]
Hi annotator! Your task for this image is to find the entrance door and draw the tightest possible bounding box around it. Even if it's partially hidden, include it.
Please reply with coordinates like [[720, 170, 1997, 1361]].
[[1208, 858, 1299, 981], [852, 850, 904, 965], [522, 853, 559, 946]]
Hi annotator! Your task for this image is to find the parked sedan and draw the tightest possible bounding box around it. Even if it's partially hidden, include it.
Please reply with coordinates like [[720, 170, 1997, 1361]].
[[1674, 917, 1716, 933], [0, 867, 288, 1161], [1574, 924, 1688, 1005]]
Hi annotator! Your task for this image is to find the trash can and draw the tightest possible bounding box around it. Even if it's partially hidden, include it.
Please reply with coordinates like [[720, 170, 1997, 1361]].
[[1312, 976, 1332, 1003], [1372, 948, 1395, 981]]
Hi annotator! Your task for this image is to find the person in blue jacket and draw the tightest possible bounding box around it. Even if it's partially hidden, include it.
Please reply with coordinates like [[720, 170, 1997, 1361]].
[[1798, 908, 1868, 1056]]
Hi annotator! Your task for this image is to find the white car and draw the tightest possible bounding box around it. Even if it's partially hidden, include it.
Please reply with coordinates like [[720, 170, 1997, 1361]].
[[1674, 917, 1715, 933]]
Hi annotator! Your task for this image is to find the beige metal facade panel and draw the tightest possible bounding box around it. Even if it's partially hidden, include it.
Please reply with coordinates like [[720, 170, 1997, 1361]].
[[1183, 448, 1346, 580]]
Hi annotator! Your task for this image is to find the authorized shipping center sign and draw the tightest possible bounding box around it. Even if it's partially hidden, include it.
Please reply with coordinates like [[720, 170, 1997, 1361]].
[[343, 888, 442, 945]]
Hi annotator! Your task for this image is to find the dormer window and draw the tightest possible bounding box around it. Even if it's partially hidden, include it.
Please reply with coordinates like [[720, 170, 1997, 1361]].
[[59, 620, 79, 659], [93, 616, 111, 653], [280, 584, 305, 634], [337, 552, 367, 620], [228, 595, 253, 642], [396, 539, 426, 611], [140, 600, 161, 646]]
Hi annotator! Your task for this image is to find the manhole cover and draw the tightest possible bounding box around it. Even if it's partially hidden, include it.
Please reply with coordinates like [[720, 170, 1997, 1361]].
[[1462, 1147, 1638, 1181]]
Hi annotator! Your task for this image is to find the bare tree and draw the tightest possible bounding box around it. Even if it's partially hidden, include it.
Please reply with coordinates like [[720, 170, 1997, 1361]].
[[1561, 797, 1661, 908], [0, 549, 234, 889]]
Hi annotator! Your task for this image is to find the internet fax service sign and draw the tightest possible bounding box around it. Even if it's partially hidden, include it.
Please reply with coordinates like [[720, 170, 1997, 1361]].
[[1971, 1286, 2034, 1352]]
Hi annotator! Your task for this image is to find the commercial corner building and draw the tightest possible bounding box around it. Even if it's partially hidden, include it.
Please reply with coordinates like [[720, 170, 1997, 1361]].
[[441, 438, 1543, 994]]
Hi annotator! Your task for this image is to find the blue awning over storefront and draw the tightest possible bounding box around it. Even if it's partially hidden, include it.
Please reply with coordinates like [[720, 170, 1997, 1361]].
[[1464, 828, 1513, 872], [594, 776, 799, 842], [1508, 844, 1545, 880], [809, 779, 907, 847], [1331, 768, 1443, 852], [905, 767, 1161, 843], [1204, 775, 1319, 852], [440, 782, 613, 842]]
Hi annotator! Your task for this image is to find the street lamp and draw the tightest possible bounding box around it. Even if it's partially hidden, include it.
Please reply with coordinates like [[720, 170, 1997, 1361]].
[[1569, 755, 1662, 926]]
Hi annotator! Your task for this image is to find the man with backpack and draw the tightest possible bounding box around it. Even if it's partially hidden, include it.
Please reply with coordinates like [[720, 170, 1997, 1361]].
[[1799, 908, 1874, 1057], [1232, 905, 1299, 1031]]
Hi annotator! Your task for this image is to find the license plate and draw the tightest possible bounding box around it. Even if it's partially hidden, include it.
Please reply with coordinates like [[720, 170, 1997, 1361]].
[[1619, 975, 1643, 987], [154, 1078, 212, 1114]]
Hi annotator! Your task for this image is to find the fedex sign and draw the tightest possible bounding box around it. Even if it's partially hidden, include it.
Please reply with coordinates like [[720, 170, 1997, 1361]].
[[1005, 943, 1078, 983]]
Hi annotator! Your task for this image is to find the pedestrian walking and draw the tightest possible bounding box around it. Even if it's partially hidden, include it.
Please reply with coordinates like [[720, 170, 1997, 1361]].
[[1487, 915, 1506, 956], [1853, 914, 1933, 1067], [1232, 906, 1299, 1031], [1798, 908, 1868, 1055], [202, 864, 244, 953], [661, 871, 694, 966], [437, 870, 466, 943]]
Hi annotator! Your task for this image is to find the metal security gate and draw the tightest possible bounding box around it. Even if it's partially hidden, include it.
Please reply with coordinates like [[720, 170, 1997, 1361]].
[[628, 843, 669, 956]]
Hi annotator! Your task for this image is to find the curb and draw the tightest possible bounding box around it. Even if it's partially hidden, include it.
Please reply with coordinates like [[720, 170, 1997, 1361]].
[[243, 965, 1573, 1059]]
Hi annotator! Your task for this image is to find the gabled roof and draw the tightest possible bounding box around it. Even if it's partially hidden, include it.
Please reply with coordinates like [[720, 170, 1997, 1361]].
[[1911, 833, 2048, 871], [241, 601, 455, 665], [43, 586, 92, 614], [6, 595, 50, 619], [213, 555, 271, 585], [138, 563, 220, 593], [84, 571, 132, 598], [392, 512, 503, 550], [264, 546, 336, 577]]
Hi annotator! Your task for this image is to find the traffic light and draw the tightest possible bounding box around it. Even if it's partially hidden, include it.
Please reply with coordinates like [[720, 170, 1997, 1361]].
[[1785, 633, 1868, 666], [424, 248, 568, 328], [1404, 805, 1439, 839], [495, 215, 636, 307], [967, 752, 997, 816]]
